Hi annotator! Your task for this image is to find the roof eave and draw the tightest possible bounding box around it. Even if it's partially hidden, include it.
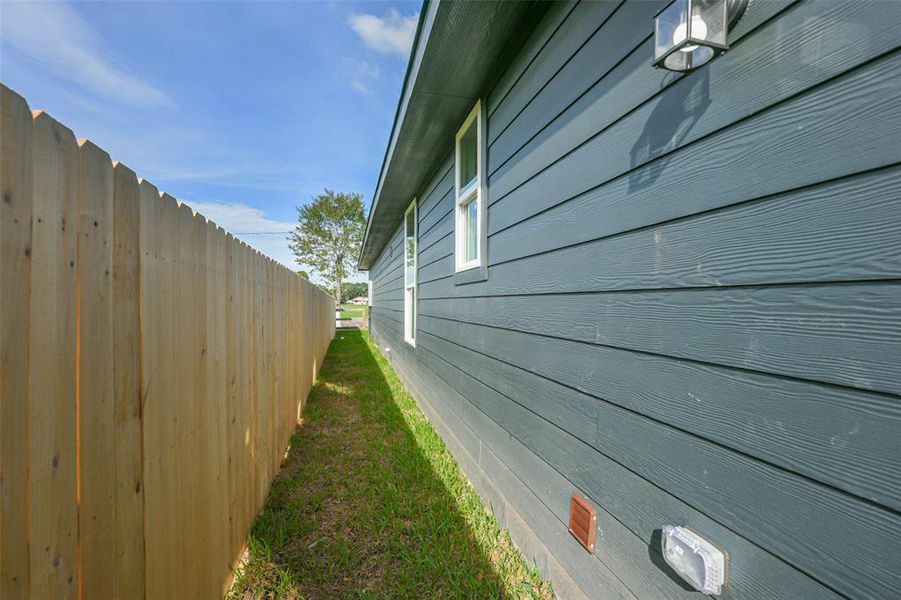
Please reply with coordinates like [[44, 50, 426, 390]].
[[358, 0, 546, 271]]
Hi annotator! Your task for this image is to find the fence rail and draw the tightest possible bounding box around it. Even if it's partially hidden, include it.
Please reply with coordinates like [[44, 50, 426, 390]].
[[0, 84, 335, 599]]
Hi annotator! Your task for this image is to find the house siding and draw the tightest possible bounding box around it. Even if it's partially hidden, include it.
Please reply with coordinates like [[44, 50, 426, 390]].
[[369, 1, 901, 598]]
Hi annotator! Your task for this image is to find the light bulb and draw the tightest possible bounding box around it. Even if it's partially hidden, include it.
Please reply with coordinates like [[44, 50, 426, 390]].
[[673, 16, 708, 52]]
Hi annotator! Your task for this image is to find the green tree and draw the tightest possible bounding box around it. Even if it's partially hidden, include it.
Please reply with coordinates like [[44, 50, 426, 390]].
[[342, 282, 368, 303], [297, 269, 310, 280], [290, 189, 365, 304]]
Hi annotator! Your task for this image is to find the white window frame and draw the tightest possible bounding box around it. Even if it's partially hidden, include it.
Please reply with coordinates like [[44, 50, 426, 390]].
[[454, 100, 485, 273], [403, 198, 417, 346]]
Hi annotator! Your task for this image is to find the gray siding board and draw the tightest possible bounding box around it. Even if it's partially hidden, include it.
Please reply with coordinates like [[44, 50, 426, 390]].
[[416, 159, 453, 222], [370, 224, 404, 283], [374, 260, 402, 284], [375, 314, 697, 599], [406, 332, 844, 600], [487, 0, 622, 146], [368, 232, 402, 282], [419, 205, 452, 248], [375, 300, 403, 314], [368, 289, 841, 599], [487, 0, 798, 200], [371, 277, 402, 301], [414, 327, 896, 600], [425, 167, 901, 295], [397, 349, 632, 599], [488, 0, 663, 176], [418, 228, 451, 268], [372, 259, 401, 286], [474, 439, 636, 599], [475, 447, 593, 600], [418, 279, 901, 396], [370, 299, 843, 599], [486, 1, 578, 119], [371, 289, 401, 305], [371, 274, 401, 294], [411, 345, 704, 600], [466, 415, 700, 600], [371, 291, 401, 307], [490, 14, 901, 233], [372, 275, 401, 293], [422, 165, 901, 300], [488, 161, 901, 282], [418, 312, 901, 510], [365, 2, 901, 597], [419, 254, 453, 285], [489, 49, 901, 243], [378, 325, 590, 597]]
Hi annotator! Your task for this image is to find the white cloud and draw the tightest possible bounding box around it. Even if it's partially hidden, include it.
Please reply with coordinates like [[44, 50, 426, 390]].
[[349, 79, 370, 95], [176, 199, 367, 284], [178, 199, 298, 270], [348, 9, 418, 59], [346, 59, 380, 95], [0, 1, 174, 108]]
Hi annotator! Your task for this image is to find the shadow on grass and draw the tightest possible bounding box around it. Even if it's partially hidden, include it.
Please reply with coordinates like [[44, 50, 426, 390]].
[[230, 330, 550, 599]]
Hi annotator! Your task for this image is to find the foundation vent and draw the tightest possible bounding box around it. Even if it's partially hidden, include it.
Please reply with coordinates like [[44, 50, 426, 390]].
[[568, 492, 597, 554]]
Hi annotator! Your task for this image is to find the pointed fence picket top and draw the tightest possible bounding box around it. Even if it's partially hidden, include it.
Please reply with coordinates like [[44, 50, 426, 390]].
[[0, 84, 336, 599]]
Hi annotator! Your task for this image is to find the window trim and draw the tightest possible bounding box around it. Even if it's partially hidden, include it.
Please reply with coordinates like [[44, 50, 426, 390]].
[[403, 198, 417, 346], [454, 100, 485, 273]]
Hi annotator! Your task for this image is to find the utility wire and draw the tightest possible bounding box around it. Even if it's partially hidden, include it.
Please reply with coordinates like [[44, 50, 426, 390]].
[[232, 231, 293, 235]]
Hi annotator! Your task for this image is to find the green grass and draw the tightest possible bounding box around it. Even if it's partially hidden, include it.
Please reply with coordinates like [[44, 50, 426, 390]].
[[229, 330, 552, 599], [338, 304, 364, 319]]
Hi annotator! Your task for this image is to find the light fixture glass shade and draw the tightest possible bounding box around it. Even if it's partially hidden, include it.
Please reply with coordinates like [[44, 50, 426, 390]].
[[654, 0, 732, 72], [661, 526, 727, 595], [654, 0, 689, 61]]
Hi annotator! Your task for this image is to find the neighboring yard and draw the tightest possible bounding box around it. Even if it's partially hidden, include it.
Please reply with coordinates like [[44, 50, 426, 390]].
[[338, 303, 365, 319], [230, 330, 552, 599]]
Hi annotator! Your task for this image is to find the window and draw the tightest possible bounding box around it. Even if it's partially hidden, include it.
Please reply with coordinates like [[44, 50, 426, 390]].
[[403, 199, 417, 346], [455, 101, 484, 272]]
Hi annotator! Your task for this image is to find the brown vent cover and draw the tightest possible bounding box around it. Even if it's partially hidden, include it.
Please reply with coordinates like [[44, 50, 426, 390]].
[[568, 492, 597, 554]]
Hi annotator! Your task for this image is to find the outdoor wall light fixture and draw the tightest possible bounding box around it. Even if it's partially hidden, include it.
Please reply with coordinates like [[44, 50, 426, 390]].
[[654, 0, 748, 72], [661, 525, 727, 595]]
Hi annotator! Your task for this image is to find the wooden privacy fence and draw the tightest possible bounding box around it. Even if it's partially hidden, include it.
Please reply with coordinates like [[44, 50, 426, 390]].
[[0, 85, 335, 599]]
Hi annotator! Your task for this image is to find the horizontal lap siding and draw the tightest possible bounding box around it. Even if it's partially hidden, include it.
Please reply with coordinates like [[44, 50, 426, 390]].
[[368, 1, 901, 598]]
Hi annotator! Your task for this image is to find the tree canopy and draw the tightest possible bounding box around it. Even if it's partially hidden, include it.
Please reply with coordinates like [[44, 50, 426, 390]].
[[289, 189, 365, 304], [341, 282, 368, 303]]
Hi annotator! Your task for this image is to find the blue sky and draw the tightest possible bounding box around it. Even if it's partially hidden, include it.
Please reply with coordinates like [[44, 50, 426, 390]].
[[0, 0, 419, 278]]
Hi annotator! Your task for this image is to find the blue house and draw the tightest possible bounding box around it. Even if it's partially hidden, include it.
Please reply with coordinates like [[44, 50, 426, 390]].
[[359, 1, 901, 597]]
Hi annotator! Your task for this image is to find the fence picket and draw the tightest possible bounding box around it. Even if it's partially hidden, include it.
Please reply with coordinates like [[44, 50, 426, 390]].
[[1, 84, 34, 600], [112, 162, 145, 598], [76, 139, 116, 600], [138, 179, 167, 599], [159, 192, 182, 599], [28, 111, 78, 599]]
